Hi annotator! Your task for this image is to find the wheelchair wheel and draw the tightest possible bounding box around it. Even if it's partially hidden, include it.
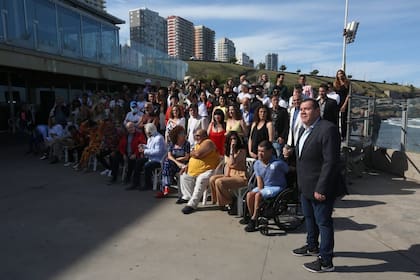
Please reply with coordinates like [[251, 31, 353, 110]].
[[258, 217, 269, 236], [273, 189, 304, 231]]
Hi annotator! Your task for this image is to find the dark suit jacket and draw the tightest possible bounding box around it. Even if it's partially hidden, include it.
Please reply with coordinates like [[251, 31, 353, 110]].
[[320, 97, 339, 126], [296, 119, 341, 200], [271, 106, 289, 141]]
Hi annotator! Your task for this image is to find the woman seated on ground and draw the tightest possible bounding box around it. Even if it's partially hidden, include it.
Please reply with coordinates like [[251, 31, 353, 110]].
[[157, 126, 190, 198], [209, 131, 247, 214], [207, 109, 226, 156]]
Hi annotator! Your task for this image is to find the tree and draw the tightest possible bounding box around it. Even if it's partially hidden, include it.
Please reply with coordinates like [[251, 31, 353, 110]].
[[409, 84, 415, 92], [279, 64, 287, 72], [383, 80, 386, 84], [296, 69, 301, 74], [348, 74, 353, 79], [257, 63, 266, 70], [310, 69, 319, 75], [229, 57, 237, 64]]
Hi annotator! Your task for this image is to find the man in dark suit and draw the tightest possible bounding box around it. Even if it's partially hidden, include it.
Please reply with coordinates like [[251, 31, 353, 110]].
[[317, 84, 339, 126], [270, 94, 289, 158], [292, 99, 340, 273]]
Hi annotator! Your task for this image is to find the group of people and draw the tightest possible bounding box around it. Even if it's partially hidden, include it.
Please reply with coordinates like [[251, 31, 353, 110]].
[[26, 69, 349, 273]]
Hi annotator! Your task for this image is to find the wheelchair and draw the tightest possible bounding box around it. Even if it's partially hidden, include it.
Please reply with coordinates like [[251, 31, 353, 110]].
[[242, 173, 304, 235]]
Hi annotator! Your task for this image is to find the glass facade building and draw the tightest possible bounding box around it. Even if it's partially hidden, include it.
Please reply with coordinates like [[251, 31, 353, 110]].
[[0, 0, 187, 80]]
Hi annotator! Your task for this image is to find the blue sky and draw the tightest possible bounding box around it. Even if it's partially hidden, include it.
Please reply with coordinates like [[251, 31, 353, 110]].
[[107, 0, 420, 87]]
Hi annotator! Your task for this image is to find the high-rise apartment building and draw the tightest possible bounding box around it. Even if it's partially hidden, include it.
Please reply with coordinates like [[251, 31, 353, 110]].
[[237, 52, 252, 67], [129, 8, 167, 53], [265, 53, 278, 71], [78, 0, 106, 11], [217, 37, 235, 62], [167, 16, 194, 60], [194, 25, 215, 61]]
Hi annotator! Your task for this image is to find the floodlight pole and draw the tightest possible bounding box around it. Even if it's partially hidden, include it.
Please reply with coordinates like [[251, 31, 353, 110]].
[[342, 0, 349, 72]]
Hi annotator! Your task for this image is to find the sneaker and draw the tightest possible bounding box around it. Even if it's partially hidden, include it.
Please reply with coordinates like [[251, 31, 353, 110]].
[[244, 219, 257, 232], [303, 257, 334, 273], [40, 154, 48, 160], [292, 245, 320, 256], [100, 169, 110, 176], [163, 186, 170, 196], [107, 170, 113, 177], [64, 162, 74, 167]]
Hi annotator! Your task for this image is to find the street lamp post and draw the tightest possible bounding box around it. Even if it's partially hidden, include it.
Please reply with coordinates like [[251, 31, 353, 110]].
[[342, 0, 359, 72], [342, 0, 349, 72]]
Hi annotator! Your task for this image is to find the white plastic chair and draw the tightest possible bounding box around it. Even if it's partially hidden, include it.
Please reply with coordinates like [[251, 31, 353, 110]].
[[202, 158, 225, 205]]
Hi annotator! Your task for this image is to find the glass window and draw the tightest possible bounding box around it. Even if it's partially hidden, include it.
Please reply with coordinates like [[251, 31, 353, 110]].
[[2, 1, 32, 47], [58, 6, 81, 57], [82, 16, 99, 60], [101, 24, 118, 64], [32, 0, 58, 52]]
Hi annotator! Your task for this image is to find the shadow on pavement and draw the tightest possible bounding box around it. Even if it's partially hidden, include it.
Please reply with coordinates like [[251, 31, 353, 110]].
[[335, 199, 386, 208], [335, 244, 420, 276], [0, 142, 163, 280]]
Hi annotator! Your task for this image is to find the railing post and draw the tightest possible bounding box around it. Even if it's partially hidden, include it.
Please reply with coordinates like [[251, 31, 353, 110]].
[[400, 102, 408, 151]]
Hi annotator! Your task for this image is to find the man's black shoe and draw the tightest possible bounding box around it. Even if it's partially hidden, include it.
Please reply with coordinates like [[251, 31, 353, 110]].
[[182, 206, 195, 214], [244, 219, 257, 232], [303, 257, 334, 273], [292, 245, 320, 256], [176, 198, 189, 204]]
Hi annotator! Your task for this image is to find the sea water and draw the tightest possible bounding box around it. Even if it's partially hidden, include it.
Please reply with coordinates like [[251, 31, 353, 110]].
[[376, 118, 420, 153]]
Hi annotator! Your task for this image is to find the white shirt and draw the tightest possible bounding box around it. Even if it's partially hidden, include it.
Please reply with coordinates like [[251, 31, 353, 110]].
[[327, 92, 341, 105]]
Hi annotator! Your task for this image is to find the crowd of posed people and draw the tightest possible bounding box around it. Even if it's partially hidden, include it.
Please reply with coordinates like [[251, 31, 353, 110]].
[[24, 70, 349, 218], [21, 69, 350, 273]]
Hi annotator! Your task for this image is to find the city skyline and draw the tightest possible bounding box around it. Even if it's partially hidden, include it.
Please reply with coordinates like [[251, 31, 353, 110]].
[[107, 0, 420, 86]]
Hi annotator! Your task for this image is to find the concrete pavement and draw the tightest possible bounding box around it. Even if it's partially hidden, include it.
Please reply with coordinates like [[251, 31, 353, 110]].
[[1, 136, 419, 280]]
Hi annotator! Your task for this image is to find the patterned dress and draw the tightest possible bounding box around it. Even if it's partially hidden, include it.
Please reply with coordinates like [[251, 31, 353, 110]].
[[161, 141, 190, 187]]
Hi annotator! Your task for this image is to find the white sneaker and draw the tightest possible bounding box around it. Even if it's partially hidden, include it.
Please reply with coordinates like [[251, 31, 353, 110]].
[[100, 169, 108, 175], [107, 170, 113, 177], [40, 155, 48, 160], [64, 162, 74, 167]]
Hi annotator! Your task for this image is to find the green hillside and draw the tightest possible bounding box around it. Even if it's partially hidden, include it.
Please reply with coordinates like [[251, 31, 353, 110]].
[[186, 61, 417, 98]]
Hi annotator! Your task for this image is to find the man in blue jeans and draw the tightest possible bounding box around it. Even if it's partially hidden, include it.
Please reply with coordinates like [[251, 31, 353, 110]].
[[292, 99, 341, 273]]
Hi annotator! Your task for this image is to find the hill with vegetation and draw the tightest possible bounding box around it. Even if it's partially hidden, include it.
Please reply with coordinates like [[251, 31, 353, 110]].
[[186, 61, 418, 98]]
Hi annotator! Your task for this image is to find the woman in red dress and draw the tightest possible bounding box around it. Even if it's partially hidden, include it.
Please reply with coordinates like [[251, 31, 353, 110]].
[[207, 109, 226, 156]]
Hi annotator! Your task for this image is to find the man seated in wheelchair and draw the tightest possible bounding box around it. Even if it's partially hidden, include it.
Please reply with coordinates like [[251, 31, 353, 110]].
[[243, 140, 289, 232]]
